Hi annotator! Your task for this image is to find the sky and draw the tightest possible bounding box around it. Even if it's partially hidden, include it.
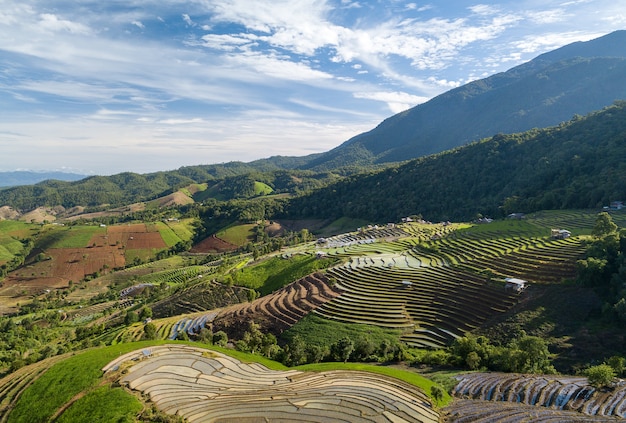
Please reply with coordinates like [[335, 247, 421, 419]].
[[1, 0, 625, 175]]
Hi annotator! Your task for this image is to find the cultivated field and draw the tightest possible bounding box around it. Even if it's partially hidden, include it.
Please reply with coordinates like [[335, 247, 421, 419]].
[[0, 223, 171, 315], [107, 344, 440, 422], [449, 372, 626, 420], [307, 219, 586, 349]]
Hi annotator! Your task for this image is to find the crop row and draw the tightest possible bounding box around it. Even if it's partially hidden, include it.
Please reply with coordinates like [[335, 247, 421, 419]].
[[212, 273, 343, 338], [315, 264, 518, 348], [110, 344, 440, 423], [453, 372, 626, 419], [0, 353, 69, 422]]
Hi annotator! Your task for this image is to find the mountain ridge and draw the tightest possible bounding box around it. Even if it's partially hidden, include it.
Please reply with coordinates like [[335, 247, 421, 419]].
[[303, 30, 626, 169]]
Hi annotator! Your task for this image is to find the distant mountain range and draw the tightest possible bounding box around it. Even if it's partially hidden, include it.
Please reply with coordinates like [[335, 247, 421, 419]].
[[1, 30, 626, 219], [303, 30, 626, 169], [0, 171, 86, 188]]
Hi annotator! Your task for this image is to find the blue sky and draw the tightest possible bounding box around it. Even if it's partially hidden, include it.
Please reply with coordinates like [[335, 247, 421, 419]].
[[1, 0, 624, 175]]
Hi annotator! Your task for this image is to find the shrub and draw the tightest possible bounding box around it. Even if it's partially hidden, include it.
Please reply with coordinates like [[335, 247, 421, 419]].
[[585, 364, 616, 389]]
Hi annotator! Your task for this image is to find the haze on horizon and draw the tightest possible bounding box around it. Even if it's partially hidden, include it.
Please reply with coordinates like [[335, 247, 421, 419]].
[[1, 0, 624, 176]]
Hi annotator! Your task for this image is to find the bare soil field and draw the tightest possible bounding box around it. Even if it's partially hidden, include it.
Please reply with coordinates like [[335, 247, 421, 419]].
[[0, 223, 168, 315], [149, 191, 194, 207], [189, 235, 238, 253]]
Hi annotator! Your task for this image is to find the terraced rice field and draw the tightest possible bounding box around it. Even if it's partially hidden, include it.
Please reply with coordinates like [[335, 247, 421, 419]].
[[105, 344, 440, 423], [211, 273, 343, 338], [444, 399, 623, 422], [150, 280, 250, 318], [312, 221, 586, 348], [450, 372, 626, 420]]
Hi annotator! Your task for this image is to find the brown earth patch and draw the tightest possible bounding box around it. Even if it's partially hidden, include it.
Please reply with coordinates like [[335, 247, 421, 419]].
[[0, 206, 20, 220], [190, 235, 238, 253], [126, 232, 167, 249], [0, 222, 169, 315], [20, 207, 58, 223], [149, 191, 194, 207]]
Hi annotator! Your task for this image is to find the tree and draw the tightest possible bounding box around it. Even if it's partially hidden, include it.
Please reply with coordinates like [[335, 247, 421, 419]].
[[197, 327, 213, 344], [466, 351, 481, 370], [124, 311, 139, 325], [608, 356, 625, 377], [510, 335, 554, 374], [585, 364, 615, 388], [144, 323, 157, 340], [430, 385, 445, 404], [213, 331, 228, 347], [330, 337, 355, 363], [592, 212, 618, 238], [139, 306, 153, 321], [283, 335, 307, 366]]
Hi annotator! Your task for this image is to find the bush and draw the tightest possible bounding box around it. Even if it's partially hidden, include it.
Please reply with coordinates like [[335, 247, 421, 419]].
[[585, 364, 615, 388]]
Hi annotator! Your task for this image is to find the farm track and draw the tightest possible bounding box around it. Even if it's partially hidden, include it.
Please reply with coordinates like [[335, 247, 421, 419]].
[[105, 344, 439, 423]]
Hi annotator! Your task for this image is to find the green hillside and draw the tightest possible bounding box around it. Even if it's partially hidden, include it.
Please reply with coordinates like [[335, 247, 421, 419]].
[[286, 101, 626, 222], [305, 30, 626, 169]]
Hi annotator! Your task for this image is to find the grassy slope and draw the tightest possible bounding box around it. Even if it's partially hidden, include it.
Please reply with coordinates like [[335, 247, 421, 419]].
[[39, 225, 105, 249], [0, 221, 35, 264], [216, 223, 255, 246], [230, 255, 338, 295], [283, 314, 403, 348], [254, 181, 274, 196]]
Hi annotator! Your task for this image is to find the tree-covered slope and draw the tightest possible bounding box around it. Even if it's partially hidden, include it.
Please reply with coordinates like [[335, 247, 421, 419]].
[[285, 101, 626, 222], [305, 30, 626, 169], [0, 163, 344, 211]]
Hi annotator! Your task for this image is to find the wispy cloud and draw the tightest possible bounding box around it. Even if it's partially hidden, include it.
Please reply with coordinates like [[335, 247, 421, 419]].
[[0, 0, 622, 173], [353, 91, 430, 113]]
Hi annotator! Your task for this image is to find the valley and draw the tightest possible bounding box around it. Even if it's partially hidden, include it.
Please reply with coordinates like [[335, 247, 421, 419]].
[[1, 29, 626, 422], [1, 204, 625, 421]]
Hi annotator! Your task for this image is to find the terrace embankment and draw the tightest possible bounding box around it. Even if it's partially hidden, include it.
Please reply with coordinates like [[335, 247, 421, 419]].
[[211, 272, 343, 339], [447, 372, 626, 420], [105, 344, 440, 423]]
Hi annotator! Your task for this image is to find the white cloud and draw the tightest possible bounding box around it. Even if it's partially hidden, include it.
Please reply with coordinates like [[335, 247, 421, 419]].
[[468, 4, 499, 16], [182, 13, 195, 26], [528, 9, 567, 24], [39, 13, 90, 34], [159, 118, 205, 125], [510, 31, 604, 54], [353, 91, 429, 113], [225, 51, 335, 82], [131, 20, 145, 29]]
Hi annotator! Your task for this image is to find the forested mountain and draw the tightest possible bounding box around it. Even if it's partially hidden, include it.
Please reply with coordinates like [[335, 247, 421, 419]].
[[0, 163, 344, 211], [284, 101, 626, 222], [304, 30, 626, 169], [2, 31, 626, 215]]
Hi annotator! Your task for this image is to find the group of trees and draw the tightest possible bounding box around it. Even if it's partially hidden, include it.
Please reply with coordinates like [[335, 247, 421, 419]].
[[449, 334, 555, 374], [185, 321, 407, 367], [576, 212, 626, 324]]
